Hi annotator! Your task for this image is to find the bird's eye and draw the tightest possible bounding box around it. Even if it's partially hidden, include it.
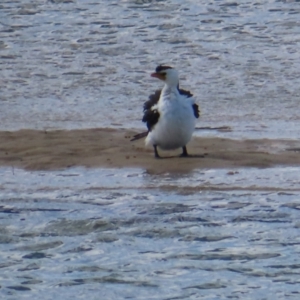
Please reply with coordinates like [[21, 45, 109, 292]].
[[161, 72, 166, 76]]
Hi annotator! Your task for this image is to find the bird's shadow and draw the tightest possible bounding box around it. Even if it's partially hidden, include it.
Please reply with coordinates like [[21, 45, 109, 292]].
[[156, 153, 208, 159]]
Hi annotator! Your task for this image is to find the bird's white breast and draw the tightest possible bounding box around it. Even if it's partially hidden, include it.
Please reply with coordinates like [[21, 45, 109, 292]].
[[145, 91, 196, 150]]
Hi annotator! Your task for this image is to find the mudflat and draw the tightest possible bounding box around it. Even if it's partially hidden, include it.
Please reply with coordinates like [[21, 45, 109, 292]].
[[0, 128, 299, 173]]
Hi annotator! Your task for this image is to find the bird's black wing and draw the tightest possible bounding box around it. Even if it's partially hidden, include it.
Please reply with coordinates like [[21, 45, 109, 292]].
[[192, 104, 200, 118], [131, 90, 161, 141], [178, 87, 193, 98], [142, 108, 160, 132], [143, 89, 161, 111], [142, 89, 161, 131], [178, 87, 200, 118]]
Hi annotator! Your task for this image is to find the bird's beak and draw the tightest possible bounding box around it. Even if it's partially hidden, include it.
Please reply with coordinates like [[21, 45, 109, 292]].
[[151, 72, 164, 80]]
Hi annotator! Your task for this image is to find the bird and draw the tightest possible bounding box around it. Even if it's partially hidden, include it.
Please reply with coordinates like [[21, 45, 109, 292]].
[[131, 65, 200, 158]]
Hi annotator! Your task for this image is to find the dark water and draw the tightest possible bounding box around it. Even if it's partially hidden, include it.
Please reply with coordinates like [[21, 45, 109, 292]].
[[1, 1, 300, 299], [1, 167, 300, 299]]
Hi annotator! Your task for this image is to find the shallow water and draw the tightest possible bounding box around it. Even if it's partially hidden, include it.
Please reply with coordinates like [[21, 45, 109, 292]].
[[1, 167, 300, 299], [1, 0, 300, 138], [2, 1, 300, 299]]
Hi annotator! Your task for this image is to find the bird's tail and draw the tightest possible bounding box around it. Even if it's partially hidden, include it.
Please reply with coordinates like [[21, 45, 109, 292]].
[[130, 131, 148, 141]]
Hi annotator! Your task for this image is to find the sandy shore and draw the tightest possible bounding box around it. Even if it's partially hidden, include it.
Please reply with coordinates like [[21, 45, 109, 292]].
[[0, 128, 299, 173]]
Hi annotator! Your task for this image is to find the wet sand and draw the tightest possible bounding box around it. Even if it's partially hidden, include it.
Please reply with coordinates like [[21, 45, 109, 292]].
[[0, 128, 299, 173]]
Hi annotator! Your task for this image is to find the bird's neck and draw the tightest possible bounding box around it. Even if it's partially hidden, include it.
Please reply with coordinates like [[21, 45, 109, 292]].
[[161, 83, 179, 99]]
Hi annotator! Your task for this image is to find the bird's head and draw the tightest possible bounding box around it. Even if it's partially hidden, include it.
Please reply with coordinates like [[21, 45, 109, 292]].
[[151, 65, 179, 86]]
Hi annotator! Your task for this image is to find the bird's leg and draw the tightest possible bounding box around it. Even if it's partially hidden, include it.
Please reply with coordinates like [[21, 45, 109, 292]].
[[180, 146, 188, 157], [154, 145, 160, 158]]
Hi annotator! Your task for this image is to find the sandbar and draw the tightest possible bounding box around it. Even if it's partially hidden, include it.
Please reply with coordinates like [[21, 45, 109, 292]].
[[0, 128, 299, 173]]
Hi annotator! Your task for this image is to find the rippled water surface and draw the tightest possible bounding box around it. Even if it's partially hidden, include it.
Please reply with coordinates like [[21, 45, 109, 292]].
[[1, 0, 300, 137], [2, 1, 300, 299], [1, 167, 300, 299]]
